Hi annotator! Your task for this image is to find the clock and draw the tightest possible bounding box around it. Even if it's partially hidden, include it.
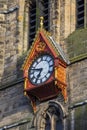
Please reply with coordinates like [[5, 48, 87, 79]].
[[28, 54, 54, 85]]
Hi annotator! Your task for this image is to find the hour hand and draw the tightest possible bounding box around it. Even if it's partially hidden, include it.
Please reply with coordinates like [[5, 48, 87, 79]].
[[37, 69, 42, 78]]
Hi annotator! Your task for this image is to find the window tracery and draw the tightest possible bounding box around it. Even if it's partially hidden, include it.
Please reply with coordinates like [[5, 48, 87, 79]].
[[33, 101, 67, 130]]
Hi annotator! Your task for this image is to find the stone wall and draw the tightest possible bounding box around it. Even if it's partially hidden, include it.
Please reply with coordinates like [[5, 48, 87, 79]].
[[0, 82, 34, 129], [49, 0, 76, 44], [68, 104, 87, 130], [0, 0, 18, 12], [67, 59, 87, 130], [67, 58, 87, 104], [0, 0, 19, 85]]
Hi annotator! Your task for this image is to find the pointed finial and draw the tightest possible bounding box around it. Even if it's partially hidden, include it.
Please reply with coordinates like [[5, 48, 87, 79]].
[[40, 16, 44, 29]]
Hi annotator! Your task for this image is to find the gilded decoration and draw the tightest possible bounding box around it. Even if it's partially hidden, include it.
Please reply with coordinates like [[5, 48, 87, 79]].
[[36, 42, 46, 52]]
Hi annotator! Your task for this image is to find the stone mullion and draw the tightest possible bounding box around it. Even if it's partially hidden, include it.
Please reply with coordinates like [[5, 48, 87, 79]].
[[49, 0, 60, 43], [55, 0, 60, 43], [18, 0, 25, 55], [64, 0, 71, 38], [22, 1, 29, 52], [51, 114, 56, 130], [70, 0, 76, 33]]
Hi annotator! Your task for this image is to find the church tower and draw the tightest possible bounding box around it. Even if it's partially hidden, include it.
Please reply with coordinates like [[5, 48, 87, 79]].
[[0, 0, 87, 130]]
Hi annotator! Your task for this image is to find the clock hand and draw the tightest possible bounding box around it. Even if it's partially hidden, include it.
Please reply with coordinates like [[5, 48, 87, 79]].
[[31, 68, 43, 71], [37, 68, 43, 78], [31, 68, 43, 78]]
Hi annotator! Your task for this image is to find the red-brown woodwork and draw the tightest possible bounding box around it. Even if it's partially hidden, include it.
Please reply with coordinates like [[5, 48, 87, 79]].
[[23, 28, 67, 112]]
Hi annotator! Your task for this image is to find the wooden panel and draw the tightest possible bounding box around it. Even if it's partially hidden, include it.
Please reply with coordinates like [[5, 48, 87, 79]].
[[55, 65, 66, 84]]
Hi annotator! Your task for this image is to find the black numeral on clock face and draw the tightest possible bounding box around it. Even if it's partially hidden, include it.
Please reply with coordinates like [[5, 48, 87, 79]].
[[42, 56, 47, 60], [46, 73, 50, 78], [42, 76, 47, 82], [37, 58, 41, 63], [36, 79, 41, 84], [49, 60, 53, 65]]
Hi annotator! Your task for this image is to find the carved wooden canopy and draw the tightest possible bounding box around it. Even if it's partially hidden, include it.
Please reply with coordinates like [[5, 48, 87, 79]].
[[22, 20, 68, 112]]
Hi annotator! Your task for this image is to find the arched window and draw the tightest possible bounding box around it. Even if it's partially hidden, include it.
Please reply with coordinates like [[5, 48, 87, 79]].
[[33, 101, 66, 130], [29, 0, 49, 46]]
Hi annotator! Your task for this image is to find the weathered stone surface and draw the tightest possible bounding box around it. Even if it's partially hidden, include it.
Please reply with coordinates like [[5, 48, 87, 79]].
[[0, 83, 33, 128], [0, 2, 18, 84], [0, 0, 18, 12], [68, 59, 87, 104]]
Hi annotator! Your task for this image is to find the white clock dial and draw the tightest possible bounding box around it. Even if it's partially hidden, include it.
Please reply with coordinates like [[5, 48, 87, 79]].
[[28, 54, 54, 85]]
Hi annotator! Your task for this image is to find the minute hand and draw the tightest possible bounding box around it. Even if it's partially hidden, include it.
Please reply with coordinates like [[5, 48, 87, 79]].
[[31, 68, 43, 71]]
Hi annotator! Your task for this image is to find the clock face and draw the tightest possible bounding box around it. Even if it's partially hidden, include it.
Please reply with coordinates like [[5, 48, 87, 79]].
[[28, 54, 54, 85]]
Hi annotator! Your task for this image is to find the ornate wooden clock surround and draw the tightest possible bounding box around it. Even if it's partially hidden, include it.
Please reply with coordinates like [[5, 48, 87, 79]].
[[22, 17, 68, 112]]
